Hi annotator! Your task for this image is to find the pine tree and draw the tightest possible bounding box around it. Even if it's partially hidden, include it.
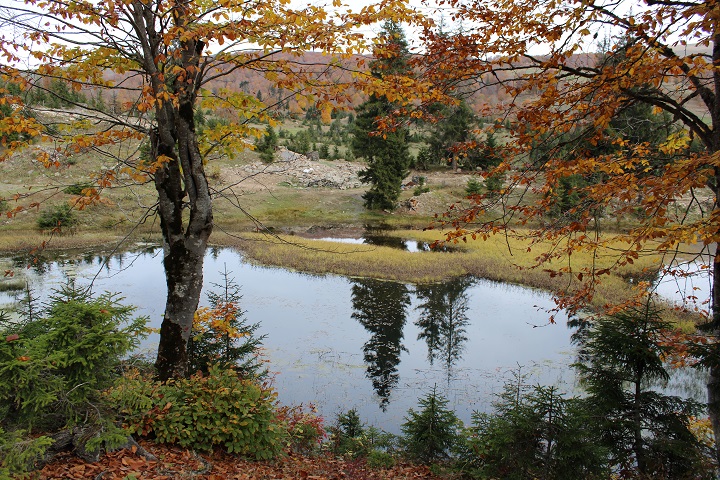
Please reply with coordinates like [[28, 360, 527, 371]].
[[351, 21, 411, 210], [187, 265, 266, 377], [463, 375, 609, 480], [401, 386, 461, 463], [426, 99, 476, 170], [573, 298, 712, 478], [256, 125, 278, 163]]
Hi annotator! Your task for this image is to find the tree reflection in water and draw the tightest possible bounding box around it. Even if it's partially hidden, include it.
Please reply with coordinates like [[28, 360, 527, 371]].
[[351, 278, 410, 411], [415, 277, 472, 378]]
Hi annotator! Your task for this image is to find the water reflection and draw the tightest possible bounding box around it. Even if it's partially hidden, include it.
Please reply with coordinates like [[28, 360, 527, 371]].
[[351, 279, 410, 410], [415, 277, 472, 377], [363, 235, 409, 250]]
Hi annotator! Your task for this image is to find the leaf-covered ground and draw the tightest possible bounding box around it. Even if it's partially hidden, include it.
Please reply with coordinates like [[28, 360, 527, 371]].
[[38, 441, 445, 479]]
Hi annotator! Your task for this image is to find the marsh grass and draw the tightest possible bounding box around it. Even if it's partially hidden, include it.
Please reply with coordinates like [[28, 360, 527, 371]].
[[214, 228, 666, 315], [0, 277, 25, 292], [0, 230, 161, 255]]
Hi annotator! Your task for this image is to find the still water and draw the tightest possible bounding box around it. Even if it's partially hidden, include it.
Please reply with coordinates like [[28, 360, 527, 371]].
[[1, 246, 579, 432]]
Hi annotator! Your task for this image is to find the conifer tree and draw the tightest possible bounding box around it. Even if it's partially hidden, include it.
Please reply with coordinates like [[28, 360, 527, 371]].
[[572, 299, 712, 478], [351, 21, 411, 210], [401, 386, 461, 463], [187, 266, 265, 377], [256, 125, 278, 163]]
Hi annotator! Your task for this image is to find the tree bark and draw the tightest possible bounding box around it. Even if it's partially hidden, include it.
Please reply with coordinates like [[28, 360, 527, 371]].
[[706, 25, 720, 464], [153, 119, 213, 380], [134, 2, 213, 381], [709, 241, 720, 466]]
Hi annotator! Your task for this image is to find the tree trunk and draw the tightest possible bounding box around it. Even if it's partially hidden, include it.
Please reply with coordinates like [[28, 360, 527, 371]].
[[153, 95, 213, 381], [155, 240, 207, 380], [709, 242, 720, 466]]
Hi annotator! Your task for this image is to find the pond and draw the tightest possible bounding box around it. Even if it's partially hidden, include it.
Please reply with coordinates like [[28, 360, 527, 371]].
[[0, 245, 698, 433]]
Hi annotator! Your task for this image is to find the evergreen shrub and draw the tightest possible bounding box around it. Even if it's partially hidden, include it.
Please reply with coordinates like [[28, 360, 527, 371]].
[[36, 203, 78, 230], [401, 387, 461, 463], [465, 177, 483, 196], [0, 286, 147, 475]]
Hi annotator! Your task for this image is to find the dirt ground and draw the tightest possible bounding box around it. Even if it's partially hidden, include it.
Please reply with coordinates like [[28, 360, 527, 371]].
[[218, 147, 474, 218]]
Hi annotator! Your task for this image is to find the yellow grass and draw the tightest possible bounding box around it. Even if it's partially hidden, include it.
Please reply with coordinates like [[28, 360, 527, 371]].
[[213, 228, 667, 317]]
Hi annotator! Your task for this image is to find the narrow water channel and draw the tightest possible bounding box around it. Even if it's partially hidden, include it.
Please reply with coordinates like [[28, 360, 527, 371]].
[[0, 246, 586, 433]]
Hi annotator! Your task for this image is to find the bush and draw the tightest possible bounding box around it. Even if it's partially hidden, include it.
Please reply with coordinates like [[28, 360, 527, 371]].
[[465, 177, 483, 196], [188, 266, 266, 377], [401, 387, 461, 463], [0, 286, 147, 475], [279, 404, 326, 454], [62, 182, 93, 195], [367, 449, 395, 469], [108, 366, 285, 458], [413, 185, 430, 196], [460, 382, 609, 480], [36, 203, 78, 230], [328, 408, 366, 457], [0, 427, 53, 477], [328, 409, 398, 462], [484, 172, 504, 196]]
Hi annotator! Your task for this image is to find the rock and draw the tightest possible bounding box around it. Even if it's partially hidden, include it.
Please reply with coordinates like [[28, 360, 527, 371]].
[[233, 148, 363, 190]]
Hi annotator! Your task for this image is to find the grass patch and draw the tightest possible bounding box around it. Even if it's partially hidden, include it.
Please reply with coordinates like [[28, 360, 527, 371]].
[[214, 228, 665, 317], [0, 278, 25, 292], [0, 230, 161, 255]]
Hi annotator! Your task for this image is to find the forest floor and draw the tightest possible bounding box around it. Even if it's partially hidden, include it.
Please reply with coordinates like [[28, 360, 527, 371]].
[[38, 441, 444, 480]]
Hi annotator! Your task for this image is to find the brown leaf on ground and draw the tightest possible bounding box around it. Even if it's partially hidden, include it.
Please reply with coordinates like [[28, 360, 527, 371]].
[[38, 440, 446, 480]]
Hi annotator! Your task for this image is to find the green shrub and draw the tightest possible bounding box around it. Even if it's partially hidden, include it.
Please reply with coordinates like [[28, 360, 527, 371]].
[[484, 172, 504, 196], [461, 382, 609, 480], [36, 203, 78, 230], [0, 286, 147, 430], [367, 449, 395, 469], [465, 177, 483, 196], [188, 267, 266, 377], [0, 286, 147, 475], [413, 185, 430, 196], [0, 427, 53, 477], [401, 387, 461, 463], [108, 366, 285, 458], [328, 409, 398, 460], [62, 182, 93, 195], [328, 408, 366, 457]]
